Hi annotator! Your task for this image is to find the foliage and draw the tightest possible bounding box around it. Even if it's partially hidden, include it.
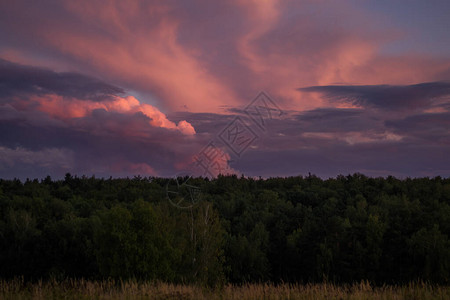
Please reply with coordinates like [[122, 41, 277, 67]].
[[0, 173, 449, 284]]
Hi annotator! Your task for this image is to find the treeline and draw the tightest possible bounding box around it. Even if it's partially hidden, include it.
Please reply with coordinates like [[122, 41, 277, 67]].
[[0, 174, 449, 285]]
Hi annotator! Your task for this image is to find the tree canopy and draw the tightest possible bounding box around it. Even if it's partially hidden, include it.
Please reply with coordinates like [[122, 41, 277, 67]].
[[0, 173, 449, 285]]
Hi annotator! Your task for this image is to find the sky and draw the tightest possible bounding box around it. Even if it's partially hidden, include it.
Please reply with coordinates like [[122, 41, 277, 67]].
[[0, 0, 449, 180]]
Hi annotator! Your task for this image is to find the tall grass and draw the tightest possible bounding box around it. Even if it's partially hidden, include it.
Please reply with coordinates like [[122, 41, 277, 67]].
[[0, 278, 449, 299]]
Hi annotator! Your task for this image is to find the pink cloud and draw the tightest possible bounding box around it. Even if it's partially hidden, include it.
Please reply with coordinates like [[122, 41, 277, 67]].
[[14, 94, 195, 135], [32, 1, 241, 113], [1, 0, 449, 115], [175, 143, 238, 178]]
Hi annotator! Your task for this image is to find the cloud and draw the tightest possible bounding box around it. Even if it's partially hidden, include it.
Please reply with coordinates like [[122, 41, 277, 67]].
[[28, 94, 196, 135], [300, 82, 450, 112], [1, 1, 449, 114], [168, 89, 450, 178], [386, 112, 450, 144], [0, 146, 74, 168], [294, 108, 375, 133], [0, 59, 200, 178], [0, 103, 202, 179], [1, 58, 448, 179], [0, 1, 240, 112], [0, 58, 123, 101], [1, 59, 195, 135], [232, 141, 450, 179], [1, 88, 450, 179], [106, 161, 157, 177], [0, 1, 450, 179], [0, 146, 74, 179]]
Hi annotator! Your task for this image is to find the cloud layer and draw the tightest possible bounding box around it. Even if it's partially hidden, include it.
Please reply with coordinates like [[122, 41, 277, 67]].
[[0, 1, 449, 179], [0, 60, 200, 178]]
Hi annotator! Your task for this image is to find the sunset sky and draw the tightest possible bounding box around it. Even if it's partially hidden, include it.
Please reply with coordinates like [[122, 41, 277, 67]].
[[1, 0, 449, 179]]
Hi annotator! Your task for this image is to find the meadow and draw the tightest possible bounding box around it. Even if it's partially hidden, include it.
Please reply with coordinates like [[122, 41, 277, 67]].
[[1, 279, 449, 300]]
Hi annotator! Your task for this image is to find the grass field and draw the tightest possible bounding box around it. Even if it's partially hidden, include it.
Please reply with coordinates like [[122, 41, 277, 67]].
[[1, 279, 449, 300]]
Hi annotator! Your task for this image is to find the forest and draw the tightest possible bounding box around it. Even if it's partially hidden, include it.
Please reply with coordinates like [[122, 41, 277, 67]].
[[0, 173, 449, 286]]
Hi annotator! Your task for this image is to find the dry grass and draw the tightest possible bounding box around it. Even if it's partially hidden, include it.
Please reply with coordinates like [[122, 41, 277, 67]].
[[0, 278, 449, 299]]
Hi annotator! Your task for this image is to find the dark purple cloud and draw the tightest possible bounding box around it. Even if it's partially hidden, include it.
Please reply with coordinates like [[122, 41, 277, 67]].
[[183, 79, 450, 178], [386, 112, 450, 144], [0, 59, 124, 101], [300, 82, 450, 111], [170, 99, 450, 179], [232, 141, 450, 179], [2, 78, 450, 179], [0, 105, 204, 179]]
